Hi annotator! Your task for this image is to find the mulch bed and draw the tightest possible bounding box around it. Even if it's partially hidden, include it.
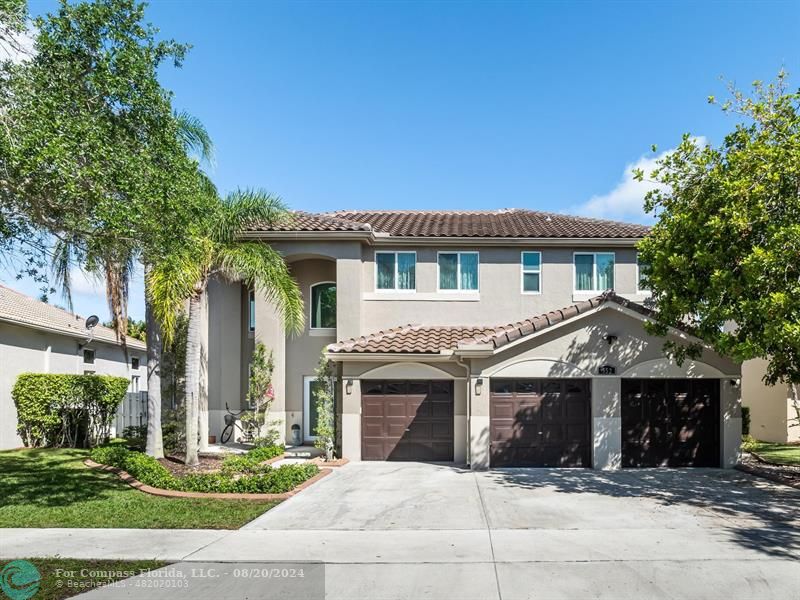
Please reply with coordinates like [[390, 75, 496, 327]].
[[737, 452, 800, 489], [85, 459, 332, 500], [159, 454, 225, 476]]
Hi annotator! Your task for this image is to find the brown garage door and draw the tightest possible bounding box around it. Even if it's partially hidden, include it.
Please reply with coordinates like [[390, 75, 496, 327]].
[[490, 378, 591, 467], [361, 380, 454, 461], [621, 379, 720, 467]]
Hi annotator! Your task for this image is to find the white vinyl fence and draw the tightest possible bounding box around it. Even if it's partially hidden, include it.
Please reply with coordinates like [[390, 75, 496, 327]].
[[115, 391, 147, 437]]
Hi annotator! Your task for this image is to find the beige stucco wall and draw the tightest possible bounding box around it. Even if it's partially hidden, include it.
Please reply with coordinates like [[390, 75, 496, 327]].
[[360, 246, 649, 331], [0, 321, 144, 449], [742, 358, 799, 443]]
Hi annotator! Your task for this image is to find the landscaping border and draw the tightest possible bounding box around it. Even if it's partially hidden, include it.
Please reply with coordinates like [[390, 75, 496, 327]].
[[736, 463, 800, 490], [85, 459, 332, 500], [310, 456, 349, 467]]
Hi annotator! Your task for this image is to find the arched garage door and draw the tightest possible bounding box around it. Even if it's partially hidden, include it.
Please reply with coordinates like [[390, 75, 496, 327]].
[[621, 379, 720, 467]]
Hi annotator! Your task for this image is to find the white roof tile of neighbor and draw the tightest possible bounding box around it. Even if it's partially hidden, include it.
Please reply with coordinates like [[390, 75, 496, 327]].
[[0, 284, 146, 350]]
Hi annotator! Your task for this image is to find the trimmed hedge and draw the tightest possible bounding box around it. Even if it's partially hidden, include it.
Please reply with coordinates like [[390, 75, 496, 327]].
[[220, 445, 284, 475], [13, 373, 130, 448], [90, 445, 319, 494]]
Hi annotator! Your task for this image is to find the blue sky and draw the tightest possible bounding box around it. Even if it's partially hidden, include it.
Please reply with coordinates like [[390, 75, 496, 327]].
[[5, 0, 799, 320]]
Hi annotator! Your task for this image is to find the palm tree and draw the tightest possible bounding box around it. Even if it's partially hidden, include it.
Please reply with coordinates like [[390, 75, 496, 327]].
[[148, 189, 304, 466], [50, 110, 215, 460]]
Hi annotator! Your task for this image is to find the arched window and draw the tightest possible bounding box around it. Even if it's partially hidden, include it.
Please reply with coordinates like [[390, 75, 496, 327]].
[[311, 282, 336, 329]]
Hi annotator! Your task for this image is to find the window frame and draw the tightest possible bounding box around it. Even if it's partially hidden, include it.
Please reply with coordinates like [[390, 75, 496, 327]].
[[374, 251, 417, 292], [573, 251, 616, 293], [636, 253, 651, 294], [309, 281, 337, 331], [83, 349, 95, 365], [520, 251, 542, 295], [436, 251, 480, 292], [131, 356, 140, 370]]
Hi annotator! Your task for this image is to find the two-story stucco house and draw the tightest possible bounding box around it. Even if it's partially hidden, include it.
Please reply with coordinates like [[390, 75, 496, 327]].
[[201, 209, 742, 470]]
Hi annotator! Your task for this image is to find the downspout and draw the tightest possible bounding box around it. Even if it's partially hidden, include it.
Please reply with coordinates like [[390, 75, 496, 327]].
[[455, 355, 471, 467]]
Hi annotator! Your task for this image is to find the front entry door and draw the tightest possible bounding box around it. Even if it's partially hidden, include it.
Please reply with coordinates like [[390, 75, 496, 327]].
[[303, 375, 325, 442]]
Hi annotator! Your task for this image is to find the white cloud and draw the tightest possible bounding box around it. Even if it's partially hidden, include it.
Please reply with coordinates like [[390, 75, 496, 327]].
[[573, 137, 707, 223], [69, 268, 106, 298], [0, 26, 35, 65]]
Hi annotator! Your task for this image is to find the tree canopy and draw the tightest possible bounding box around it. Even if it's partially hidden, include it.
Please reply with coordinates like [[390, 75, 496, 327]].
[[637, 71, 800, 388], [0, 0, 208, 325]]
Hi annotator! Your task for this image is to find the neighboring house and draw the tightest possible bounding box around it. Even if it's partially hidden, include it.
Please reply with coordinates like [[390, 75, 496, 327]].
[[741, 358, 799, 443], [0, 284, 146, 450], [201, 209, 742, 470]]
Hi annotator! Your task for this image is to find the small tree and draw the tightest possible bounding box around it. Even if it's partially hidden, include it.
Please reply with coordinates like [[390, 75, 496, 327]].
[[313, 353, 336, 461], [636, 71, 800, 431], [247, 342, 278, 443]]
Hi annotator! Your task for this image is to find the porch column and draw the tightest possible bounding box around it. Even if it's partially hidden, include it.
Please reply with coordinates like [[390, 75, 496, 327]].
[[255, 295, 287, 444], [720, 378, 742, 468], [469, 375, 490, 470], [341, 376, 361, 461], [591, 377, 622, 470]]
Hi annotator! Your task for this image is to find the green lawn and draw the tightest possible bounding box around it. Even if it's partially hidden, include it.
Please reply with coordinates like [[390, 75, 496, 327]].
[[750, 440, 800, 466], [4, 559, 167, 600], [0, 448, 278, 529]]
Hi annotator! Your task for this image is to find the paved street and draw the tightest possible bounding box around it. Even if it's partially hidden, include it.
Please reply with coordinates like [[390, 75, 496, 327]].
[[3, 463, 798, 599]]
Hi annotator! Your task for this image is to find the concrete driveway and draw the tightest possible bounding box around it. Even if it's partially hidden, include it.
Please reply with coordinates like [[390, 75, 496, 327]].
[[78, 463, 799, 599]]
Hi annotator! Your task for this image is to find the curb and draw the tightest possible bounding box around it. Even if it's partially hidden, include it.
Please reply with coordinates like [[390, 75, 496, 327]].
[[735, 463, 800, 490], [84, 459, 332, 500]]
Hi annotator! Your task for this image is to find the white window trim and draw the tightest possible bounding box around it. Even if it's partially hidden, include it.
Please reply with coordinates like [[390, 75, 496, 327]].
[[636, 254, 652, 295], [437, 251, 480, 292], [309, 281, 337, 332], [573, 251, 616, 293], [520, 251, 542, 295], [303, 375, 319, 441], [374, 251, 417, 292]]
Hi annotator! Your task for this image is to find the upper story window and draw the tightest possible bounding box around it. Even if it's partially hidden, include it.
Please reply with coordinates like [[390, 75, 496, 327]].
[[637, 254, 651, 293], [574, 252, 615, 292], [248, 289, 256, 332], [376, 252, 416, 291], [311, 282, 336, 329], [521, 251, 541, 294], [438, 252, 479, 291], [131, 357, 140, 370], [83, 349, 95, 364]]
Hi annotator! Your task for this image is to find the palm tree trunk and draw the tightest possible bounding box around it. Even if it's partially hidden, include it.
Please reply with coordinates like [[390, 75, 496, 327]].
[[198, 288, 209, 452], [184, 292, 203, 467], [144, 268, 164, 459]]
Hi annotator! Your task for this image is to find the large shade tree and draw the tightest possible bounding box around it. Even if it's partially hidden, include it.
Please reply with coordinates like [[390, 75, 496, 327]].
[[637, 71, 800, 430], [0, 0, 211, 457], [148, 190, 304, 466]]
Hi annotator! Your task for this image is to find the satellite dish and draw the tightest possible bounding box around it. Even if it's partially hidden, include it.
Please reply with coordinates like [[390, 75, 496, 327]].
[[85, 315, 99, 330]]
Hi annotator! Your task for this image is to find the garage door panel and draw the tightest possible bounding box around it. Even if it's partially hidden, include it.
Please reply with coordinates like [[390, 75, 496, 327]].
[[490, 378, 590, 467], [622, 379, 720, 468], [361, 380, 454, 461]]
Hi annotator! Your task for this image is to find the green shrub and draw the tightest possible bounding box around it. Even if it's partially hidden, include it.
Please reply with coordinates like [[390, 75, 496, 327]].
[[90, 445, 317, 494], [13, 373, 130, 448], [741, 406, 751, 436], [220, 445, 284, 475], [161, 407, 185, 453], [741, 434, 758, 453]]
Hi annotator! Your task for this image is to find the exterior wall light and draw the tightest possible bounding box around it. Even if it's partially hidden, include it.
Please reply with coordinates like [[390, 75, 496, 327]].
[[475, 378, 483, 396], [345, 379, 353, 395]]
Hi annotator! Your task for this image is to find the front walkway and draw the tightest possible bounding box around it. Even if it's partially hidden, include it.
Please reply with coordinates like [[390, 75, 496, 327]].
[[2, 463, 798, 599]]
